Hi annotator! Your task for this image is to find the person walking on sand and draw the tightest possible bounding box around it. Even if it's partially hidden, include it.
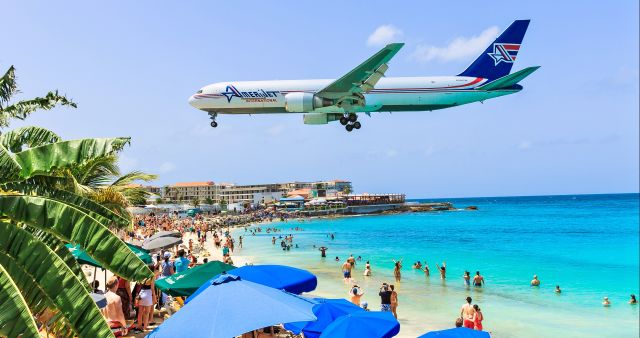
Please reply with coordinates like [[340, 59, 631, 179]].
[[393, 259, 402, 282], [390, 285, 399, 319], [460, 296, 475, 329], [342, 260, 352, 282], [473, 271, 485, 287], [472, 304, 484, 331], [436, 261, 446, 279]]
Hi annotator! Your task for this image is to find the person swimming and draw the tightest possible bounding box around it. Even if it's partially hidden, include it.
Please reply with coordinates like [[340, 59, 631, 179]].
[[602, 297, 611, 307], [629, 294, 637, 304], [555, 285, 561, 293]]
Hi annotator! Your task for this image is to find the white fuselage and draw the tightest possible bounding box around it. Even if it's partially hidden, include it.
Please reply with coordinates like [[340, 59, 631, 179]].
[[188, 76, 520, 114]]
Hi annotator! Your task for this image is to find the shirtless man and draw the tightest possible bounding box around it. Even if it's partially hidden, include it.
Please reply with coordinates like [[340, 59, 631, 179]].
[[460, 296, 476, 329], [342, 260, 352, 282], [530, 274, 540, 286], [347, 254, 356, 269], [473, 271, 485, 287], [319, 246, 327, 258]]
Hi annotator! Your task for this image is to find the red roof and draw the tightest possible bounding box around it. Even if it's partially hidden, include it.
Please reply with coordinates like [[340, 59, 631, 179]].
[[172, 181, 214, 187]]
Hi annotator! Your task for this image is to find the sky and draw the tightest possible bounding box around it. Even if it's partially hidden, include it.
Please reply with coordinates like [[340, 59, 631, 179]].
[[3, 1, 639, 198]]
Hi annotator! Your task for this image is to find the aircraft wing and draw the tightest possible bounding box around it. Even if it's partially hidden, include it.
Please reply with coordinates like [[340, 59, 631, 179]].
[[315, 43, 404, 100]]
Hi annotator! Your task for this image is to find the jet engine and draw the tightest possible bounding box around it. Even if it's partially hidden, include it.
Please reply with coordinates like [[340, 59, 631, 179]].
[[284, 92, 333, 112]]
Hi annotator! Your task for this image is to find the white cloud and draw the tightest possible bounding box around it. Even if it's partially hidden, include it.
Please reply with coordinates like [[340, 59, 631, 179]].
[[367, 25, 403, 47], [410, 26, 499, 63], [159, 161, 176, 173]]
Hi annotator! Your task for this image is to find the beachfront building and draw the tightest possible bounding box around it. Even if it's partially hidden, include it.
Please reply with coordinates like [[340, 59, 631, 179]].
[[144, 179, 352, 206]]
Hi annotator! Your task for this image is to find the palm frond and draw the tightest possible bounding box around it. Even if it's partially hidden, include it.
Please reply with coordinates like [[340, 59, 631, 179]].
[[0, 90, 77, 123], [0, 66, 17, 107], [111, 170, 157, 187]]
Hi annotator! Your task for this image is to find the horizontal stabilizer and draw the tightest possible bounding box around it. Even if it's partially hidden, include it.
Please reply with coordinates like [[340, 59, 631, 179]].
[[478, 66, 540, 90]]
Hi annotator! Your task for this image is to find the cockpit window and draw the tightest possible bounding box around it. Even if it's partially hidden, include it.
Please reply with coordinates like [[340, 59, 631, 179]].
[[196, 89, 203, 94]]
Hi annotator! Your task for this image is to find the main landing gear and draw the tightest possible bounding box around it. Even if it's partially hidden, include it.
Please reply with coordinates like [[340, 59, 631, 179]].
[[208, 112, 218, 128], [340, 113, 361, 132]]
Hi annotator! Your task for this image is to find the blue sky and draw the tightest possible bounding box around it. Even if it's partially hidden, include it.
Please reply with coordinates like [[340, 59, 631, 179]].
[[4, 1, 639, 198]]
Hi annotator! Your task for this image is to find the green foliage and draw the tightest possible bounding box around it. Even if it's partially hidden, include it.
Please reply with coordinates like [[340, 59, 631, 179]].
[[192, 197, 200, 207], [204, 197, 214, 205], [0, 263, 39, 338]]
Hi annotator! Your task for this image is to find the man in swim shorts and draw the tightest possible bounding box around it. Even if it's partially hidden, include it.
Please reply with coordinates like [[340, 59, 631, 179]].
[[460, 296, 475, 329], [342, 261, 352, 282]]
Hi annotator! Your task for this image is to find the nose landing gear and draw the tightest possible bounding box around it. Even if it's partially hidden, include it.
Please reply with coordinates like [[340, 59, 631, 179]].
[[208, 112, 218, 128]]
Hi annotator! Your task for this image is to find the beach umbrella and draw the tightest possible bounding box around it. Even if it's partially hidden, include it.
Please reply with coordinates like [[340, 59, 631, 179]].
[[145, 230, 182, 241], [155, 261, 235, 297], [319, 311, 400, 338], [66, 243, 153, 267], [142, 236, 183, 251], [418, 328, 490, 338], [285, 298, 363, 338], [90, 293, 107, 309], [186, 264, 317, 303], [147, 274, 317, 338]]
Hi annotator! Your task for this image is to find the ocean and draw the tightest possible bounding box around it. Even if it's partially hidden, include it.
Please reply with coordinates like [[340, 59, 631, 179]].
[[234, 193, 639, 337]]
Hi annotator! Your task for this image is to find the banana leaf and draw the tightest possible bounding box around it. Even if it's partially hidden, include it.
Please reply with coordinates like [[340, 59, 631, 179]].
[[0, 143, 21, 182], [0, 221, 113, 338], [12, 137, 130, 179], [3, 182, 131, 228], [0, 263, 40, 338], [0, 194, 152, 281], [0, 125, 61, 153]]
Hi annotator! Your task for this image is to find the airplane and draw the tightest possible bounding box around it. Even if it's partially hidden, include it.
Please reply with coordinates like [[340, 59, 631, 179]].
[[188, 20, 538, 132]]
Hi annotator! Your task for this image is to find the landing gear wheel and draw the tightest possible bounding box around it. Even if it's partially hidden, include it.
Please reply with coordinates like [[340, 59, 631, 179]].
[[339, 117, 348, 125], [353, 121, 361, 129], [348, 113, 358, 122], [345, 124, 354, 132], [210, 121, 218, 128]]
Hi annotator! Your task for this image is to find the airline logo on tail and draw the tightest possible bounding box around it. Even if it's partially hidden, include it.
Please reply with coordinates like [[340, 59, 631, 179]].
[[488, 43, 520, 65]]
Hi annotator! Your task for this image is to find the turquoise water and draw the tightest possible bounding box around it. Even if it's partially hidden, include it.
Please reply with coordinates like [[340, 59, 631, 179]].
[[235, 194, 639, 337]]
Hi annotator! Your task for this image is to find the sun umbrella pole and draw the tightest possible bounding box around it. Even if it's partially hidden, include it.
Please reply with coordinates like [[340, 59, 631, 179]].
[[92, 266, 97, 288]]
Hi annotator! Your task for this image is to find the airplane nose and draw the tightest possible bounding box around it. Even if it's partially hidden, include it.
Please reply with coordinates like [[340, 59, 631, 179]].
[[188, 95, 197, 107]]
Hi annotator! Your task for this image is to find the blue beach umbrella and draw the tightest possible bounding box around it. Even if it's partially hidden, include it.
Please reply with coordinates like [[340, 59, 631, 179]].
[[285, 298, 363, 338], [186, 264, 317, 303], [418, 328, 490, 338], [319, 311, 400, 338], [147, 274, 317, 338]]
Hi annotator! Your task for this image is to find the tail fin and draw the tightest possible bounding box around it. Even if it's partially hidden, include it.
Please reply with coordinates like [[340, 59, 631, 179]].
[[458, 20, 530, 80]]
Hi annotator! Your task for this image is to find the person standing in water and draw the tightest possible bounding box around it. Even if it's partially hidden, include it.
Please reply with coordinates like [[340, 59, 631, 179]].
[[473, 271, 485, 287], [463, 271, 471, 286], [390, 285, 399, 319], [393, 259, 402, 282], [436, 261, 446, 279], [424, 263, 430, 277], [342, 260, 352, 282], [364, 261, 372, 276], [602, 297, 611, 307], [555, 285, 562, 293], [530, 275, 540, 286], [630, 294, 637, 304], [347, 254, 356, 269], [319, 246, 327, 258]]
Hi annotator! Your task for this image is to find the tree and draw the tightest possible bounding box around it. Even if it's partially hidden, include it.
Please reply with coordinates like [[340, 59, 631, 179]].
[[191, 197, 200, 208], [342, 185, 352, 195], [156, 197, 164, 204], [204, 197, 214, 205], [0, 66, 76, 129], [220, 199, 228, 211], [0, 66, 152, 337]]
